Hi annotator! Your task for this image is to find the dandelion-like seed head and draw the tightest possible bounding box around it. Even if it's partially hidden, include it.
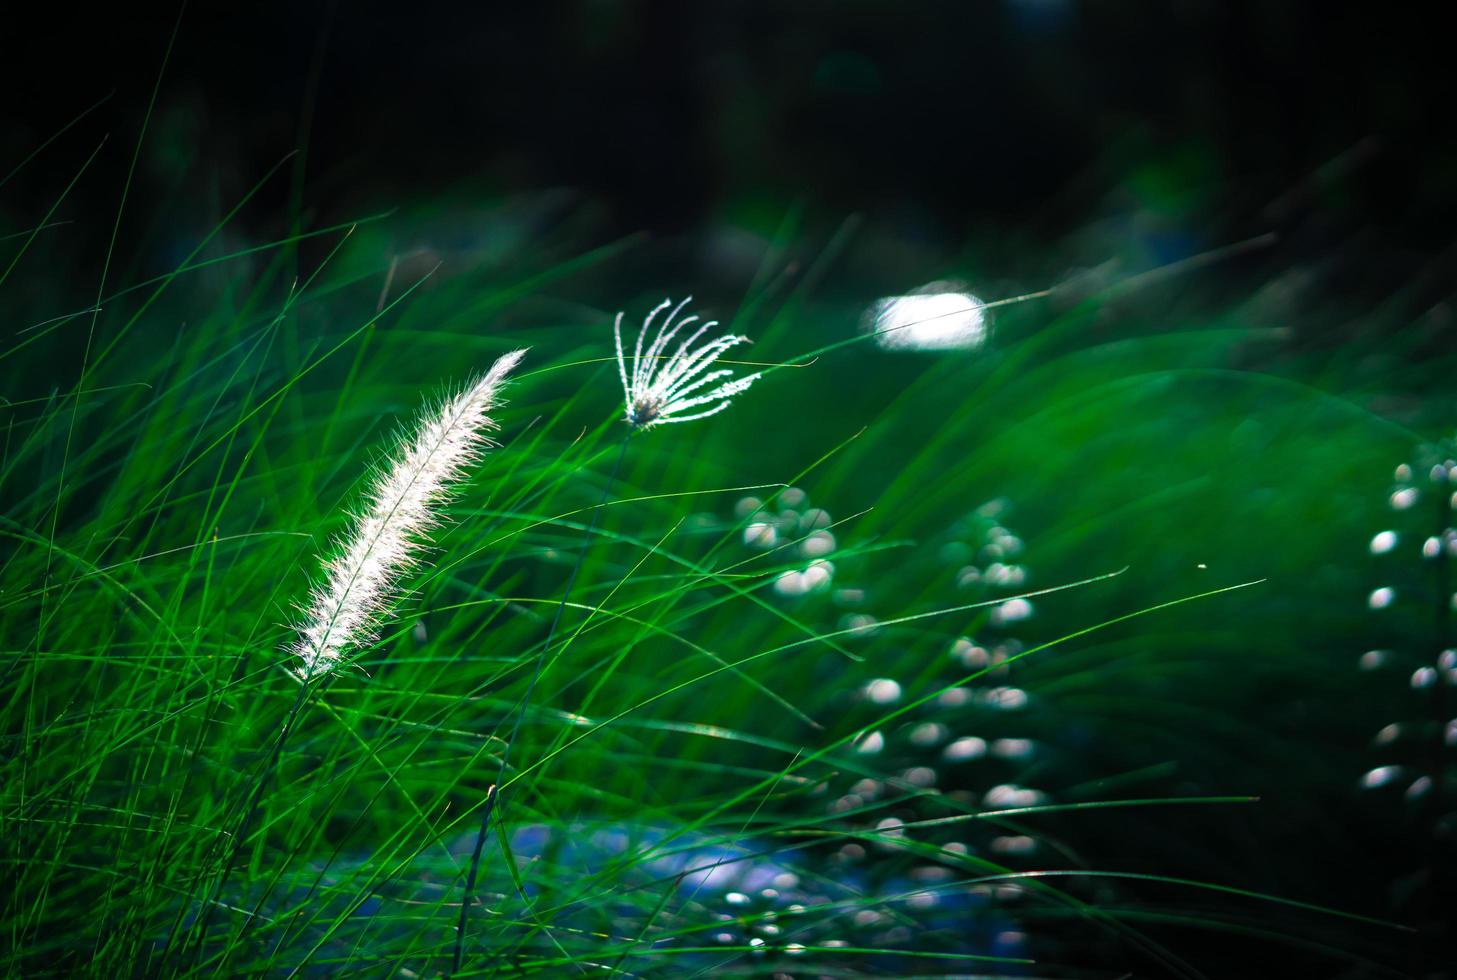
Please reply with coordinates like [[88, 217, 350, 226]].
[[614, 296, 761, 429]]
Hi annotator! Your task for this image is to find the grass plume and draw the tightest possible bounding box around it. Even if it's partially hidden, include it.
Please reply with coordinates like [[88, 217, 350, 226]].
[[290, 347, 526, 678]]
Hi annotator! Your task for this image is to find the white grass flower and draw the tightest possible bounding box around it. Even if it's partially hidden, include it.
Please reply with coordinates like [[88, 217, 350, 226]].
[[288, 349, 526, 678], [614, 296, 761, 429]]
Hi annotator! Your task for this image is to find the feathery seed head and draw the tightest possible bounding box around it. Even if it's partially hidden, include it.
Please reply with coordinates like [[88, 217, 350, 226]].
[[613, 296, 761, 429], [288, 348, 526, 678]]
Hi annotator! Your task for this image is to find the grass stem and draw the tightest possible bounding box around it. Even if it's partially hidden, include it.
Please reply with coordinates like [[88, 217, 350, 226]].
[[453, 430, 632, 975]]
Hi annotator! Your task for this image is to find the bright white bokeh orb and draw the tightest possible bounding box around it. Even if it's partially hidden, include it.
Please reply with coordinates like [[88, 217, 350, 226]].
[[865, 282, 989, 351]]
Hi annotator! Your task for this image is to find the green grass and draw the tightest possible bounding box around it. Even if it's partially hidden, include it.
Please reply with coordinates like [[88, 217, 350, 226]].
[[1, 121, 1448, 978]]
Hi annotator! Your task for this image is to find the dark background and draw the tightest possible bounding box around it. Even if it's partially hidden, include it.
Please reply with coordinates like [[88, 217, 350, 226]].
[[4, 2, 1454, 269]]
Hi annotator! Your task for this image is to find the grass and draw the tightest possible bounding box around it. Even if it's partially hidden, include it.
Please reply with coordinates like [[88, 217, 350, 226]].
[[1, 113, 1450, 978]]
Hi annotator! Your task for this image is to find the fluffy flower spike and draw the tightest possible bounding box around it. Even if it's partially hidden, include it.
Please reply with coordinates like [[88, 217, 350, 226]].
[[289, 349, 526, 678], [613, 296, 761, 429]]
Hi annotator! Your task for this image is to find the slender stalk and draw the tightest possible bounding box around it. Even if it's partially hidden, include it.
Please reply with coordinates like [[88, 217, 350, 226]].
[[453, 431, 632, 975], [185, 674, 314, 963]]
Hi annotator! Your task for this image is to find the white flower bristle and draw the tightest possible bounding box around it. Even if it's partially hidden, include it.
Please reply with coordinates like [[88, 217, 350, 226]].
[[613, 296, 761, 429]]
